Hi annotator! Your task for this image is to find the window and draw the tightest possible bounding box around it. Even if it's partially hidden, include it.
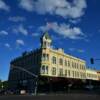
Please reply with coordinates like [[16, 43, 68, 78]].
[[52, 56, 56, 64], [77, 72, 79, 78], [46, 54, 49, 60], [74, 63, 76, 68], [59, 68, 63, 76], [59, 58, 63, 65], [52, 67, 56, 75], [65, 70, 67, 76], [44, 41, 46, 47], [65, 60, 67, 66], [41, 65, 45, 74], [45, 66, 48, 74], [72, 62, 74, 68], [68, 61, 70, 67], [72, 71, 74, 78], [42, 54, 49, 61], [42, 54, 45, 61], [68, 70, 70, 77], [41, 65, 48, 74], [76, 63, 78, 69]]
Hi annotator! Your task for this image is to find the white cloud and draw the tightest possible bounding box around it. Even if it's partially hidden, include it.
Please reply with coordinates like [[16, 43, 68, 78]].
[[40, 22, 85, 39], [13, 24, 28, 36], [69, 48, 85, 53], [19, 0, 87, 19], [0, 30, 8, 35], [0, 0, 10, 11], [69, 48, 75, 51], [8, 16, 26, 22], [19, 0, 34, 11], [16, 39, 25, 46], [5, 43, 10, 48], [32, 33, 39, 37], [69, 19, 81, 24]]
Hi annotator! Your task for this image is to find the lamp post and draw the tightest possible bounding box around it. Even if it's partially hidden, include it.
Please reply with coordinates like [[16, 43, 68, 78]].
[[11, 65, 38, 95]]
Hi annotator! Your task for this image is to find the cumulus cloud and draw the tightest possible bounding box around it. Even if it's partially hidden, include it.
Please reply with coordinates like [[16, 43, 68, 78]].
[[8, 16, 26, 22], [19, 0, 34, 11], [0, 30, 8, 35], [19, 0, 87, 19], [4, 43, 10, 48], [16, 39, 25, 46], [40, 22, 85, 39], [12, 24, 28, 36], [0, 0, 10, 11]]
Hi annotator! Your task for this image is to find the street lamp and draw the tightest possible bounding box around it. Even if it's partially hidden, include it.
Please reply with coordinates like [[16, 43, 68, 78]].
[[11, 65, 38, 95]]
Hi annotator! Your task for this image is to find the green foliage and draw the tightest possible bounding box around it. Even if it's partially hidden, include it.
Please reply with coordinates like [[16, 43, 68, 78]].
[[0, 80, 8, 90]]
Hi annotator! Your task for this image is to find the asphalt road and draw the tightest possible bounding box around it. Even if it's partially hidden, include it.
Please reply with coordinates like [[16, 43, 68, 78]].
[[0, 94, 100, 100]]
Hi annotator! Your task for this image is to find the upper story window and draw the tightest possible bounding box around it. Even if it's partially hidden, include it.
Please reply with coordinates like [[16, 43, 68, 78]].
[[59, 58, 63, 65], [43, 41, 47, 48], [74, 63, 76, 68], [76, 63, 78, 69], [68, 61, 70, 67], [72, 62, 74, 68], [41, 65, 48, 74], [43, 41, 51, 48], [52, 56, 56, 64], [42, 54, 49, 61], [65, 60, 67, 66]]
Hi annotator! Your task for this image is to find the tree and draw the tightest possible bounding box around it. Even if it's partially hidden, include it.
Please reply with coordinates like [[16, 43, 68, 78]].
[[0, 80, 8, 90]]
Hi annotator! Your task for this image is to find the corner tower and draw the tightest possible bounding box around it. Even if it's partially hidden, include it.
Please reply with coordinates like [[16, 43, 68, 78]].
[[40, 32, 52, 49]]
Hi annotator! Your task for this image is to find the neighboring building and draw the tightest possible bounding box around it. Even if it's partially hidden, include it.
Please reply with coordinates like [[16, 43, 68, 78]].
[[97, 71, 100, 80], [86, 69, 98, 80], [8, 32, 100, 93]]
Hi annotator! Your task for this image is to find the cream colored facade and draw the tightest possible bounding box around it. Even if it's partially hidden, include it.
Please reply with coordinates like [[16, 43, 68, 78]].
[[40, 32, 86, 80], [86, 69, 98, 80], [97, 71, 100, 80]]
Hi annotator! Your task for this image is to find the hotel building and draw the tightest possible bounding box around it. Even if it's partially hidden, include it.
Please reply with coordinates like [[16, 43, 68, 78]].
[[8, 32, 99, 93]]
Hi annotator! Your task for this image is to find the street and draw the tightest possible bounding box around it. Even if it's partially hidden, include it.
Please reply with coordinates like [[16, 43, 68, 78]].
[[0, 94, 100, 100]]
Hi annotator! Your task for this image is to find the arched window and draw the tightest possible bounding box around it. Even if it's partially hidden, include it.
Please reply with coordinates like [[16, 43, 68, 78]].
[[42, 54, 49, 61], [52, 56, 56, 64], [59, 58, 63, 65], [41, 65, 48, 74], [41, 65, 45, 74]]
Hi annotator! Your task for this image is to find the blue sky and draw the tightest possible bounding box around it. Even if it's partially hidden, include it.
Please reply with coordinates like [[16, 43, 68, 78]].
[[0, 0, 100, 81]]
